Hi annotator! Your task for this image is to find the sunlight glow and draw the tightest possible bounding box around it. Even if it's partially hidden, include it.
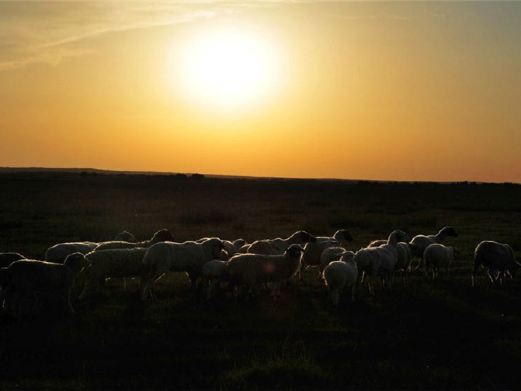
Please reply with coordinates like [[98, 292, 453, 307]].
[[174, 28, 280, 110]]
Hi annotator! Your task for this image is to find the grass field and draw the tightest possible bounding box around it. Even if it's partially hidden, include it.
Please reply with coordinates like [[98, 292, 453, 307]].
[[1, 170, 521, 389]]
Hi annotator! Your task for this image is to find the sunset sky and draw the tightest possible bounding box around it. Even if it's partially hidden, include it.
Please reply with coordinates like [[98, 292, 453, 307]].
[[1, 1, 520, 182]]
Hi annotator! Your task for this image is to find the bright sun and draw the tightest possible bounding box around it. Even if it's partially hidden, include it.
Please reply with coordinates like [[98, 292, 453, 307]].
[[175, 28, 280, 110]]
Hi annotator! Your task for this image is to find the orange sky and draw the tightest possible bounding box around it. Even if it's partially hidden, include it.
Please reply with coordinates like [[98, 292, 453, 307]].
[[1, 2, 520, 182]]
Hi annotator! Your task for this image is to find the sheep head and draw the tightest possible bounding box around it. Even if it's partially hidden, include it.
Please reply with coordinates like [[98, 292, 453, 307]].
[[150, 228, 174, 244], [440, 226, 458, 237], [202, 238, 224, 258], [233, 238, 246, 248], [115, 230, 136, 242], [64, 252, 87, 274], [389, 230, 407, 244], [334, 229, 353, 243], [285, 244, 305, 259]]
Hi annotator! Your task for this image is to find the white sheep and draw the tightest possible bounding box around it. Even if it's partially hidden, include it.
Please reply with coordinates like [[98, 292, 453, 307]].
[[94, 228, 173, 251], [45, 241, 99, 263], [222, 239, 246, 257], [368, 240, 413, 285], [79, 248, 147, 299], [320, 246, 349, 277], [244, 230, 316, 255], [1, 253, 86, 315], [409, 226, 458, 259], [317, 229, 353, 246], [323, 251, 358, 306], [472, 241, 521, 286], [0, 252, 26, 268], [423, 243, 455, 279], [141, 238, 223, 300], [226, 244, 304, 298], [354, 230, 407, 295]]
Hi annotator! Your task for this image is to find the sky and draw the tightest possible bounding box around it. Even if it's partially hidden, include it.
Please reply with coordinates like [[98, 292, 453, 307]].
[[1, 1, 520, 182]]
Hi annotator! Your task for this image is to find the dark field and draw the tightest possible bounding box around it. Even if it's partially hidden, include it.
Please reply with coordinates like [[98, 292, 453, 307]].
[[1, 170, 521, 389]]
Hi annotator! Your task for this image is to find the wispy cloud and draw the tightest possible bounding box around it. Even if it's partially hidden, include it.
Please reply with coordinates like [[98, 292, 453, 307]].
[[0, 2, 228, 71]]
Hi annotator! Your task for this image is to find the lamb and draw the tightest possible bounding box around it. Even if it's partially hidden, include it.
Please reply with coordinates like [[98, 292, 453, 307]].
[[226, 244, 305, 298], [243, 230, 316, 255], [141, 238, 223, 300], [472, 241, 521, 286], [79, 248, 147, 299], [354, 230, 407, 294], [113, 230, 137, 242], [323, 251, 358, 306], [1, 253, 86, 315], [94, 228, 173, 251], [0, 252, 26, 268], [424, 243, 455, 279], [409, 226, 458, 259]]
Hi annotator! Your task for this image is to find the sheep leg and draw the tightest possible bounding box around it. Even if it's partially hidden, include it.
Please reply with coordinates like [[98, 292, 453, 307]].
[[351, 284, 356, 302], [330, 290, 340, 306]]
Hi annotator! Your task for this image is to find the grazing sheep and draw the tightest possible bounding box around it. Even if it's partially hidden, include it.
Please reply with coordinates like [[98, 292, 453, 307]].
[[409, 226, 458, 259], [424, 243, 455, 279], [201, 259, 228, 299], [472, 241, 521, 286], [114, 231, 137, 242], [226, 244, 305, 298], [94, 228, 174, 251], [141, 238, 223, 300], [79, 248, 147, 299], [323, 251, 358, 306], [354, 230, 407, 294], [2, 253, 86, 315], [298, 239, 338, 281], [0, 252, 26, 268], [45, 242, 99, 263], [244, 230, 316, 255]]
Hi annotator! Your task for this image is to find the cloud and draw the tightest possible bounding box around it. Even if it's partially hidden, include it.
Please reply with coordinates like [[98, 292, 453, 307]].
[[0, 2, 227, 71]]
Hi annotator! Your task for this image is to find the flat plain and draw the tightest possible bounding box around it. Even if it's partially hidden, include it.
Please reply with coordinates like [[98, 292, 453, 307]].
[[1, 170, 521, 389]]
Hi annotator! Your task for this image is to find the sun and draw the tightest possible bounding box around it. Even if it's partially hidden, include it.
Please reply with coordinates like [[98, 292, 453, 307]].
[[174, 28, 280, 111]]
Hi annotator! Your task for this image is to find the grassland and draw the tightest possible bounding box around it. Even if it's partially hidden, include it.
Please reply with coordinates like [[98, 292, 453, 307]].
[[1, 170, 521, 389]]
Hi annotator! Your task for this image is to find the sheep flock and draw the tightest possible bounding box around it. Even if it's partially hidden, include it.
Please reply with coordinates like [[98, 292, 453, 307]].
[[0, 225, 519, 317]]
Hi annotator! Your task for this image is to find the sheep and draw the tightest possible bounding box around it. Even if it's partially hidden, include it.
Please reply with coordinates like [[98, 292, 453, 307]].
[[0, 252, 26, 268], [298, 239, 339, 281], [113, 230, 137, 242], [472, 241, 521, 287], [94, 228, 174, 251], [354, 230, 407, 295], [368, 240, 413, 285], [323, 251, 358, 306], [320, 246, 349, 276], [45, 241, 99, 263], [141, 238, 223, 300], [409, 226, 458, 259], [244, 230, 316, 255], [79, 248, 147, 299], [1, 253, 86, 315], [317, 229, 353, 246], [201, 259, 228, 299], [423, 243, 455, 279], [226, 244, 304, 298]]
